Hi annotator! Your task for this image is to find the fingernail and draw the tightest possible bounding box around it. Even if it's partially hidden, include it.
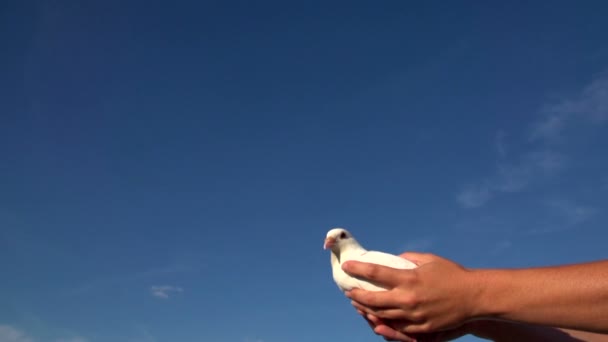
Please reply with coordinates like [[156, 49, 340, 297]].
[[345, 291, 351, 298], [342, 262, 350, 271]]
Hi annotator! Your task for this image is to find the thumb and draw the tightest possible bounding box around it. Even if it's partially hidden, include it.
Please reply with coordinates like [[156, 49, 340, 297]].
[[399, 252, 438, 266]]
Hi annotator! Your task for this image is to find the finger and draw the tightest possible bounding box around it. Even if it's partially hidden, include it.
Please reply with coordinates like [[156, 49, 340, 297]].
[[361, 314, 376, 329], [351, 301, 407, 320], [375, 324, 418, 342], [401, 323, 436, 335], [342, 261, 406, 288], [366, 313, 384, 326], [354, 307, 376, 328], [399, 252, 437, 266], [347, 288, 401, 308]]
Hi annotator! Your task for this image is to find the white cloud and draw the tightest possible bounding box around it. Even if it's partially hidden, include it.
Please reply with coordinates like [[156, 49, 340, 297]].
[[0, 325, 33, 342], [493, 162, 531, 193], [150, 285, 183, 299], [125, 326, 156, 342], [525, 149, 565, 174], [546, 199, 597, 225], [495, 130, 507, 158], [458, 72, 608, 208], [456, 183, 492, 208], [525, 199, 596, 234], [68, 259, 197, 296], [529, 110, 569, 142], [457, 149, 565, 208], [530, 71, 608, 142], [0, 326, 87, 342], [559, 74, 608, 123]]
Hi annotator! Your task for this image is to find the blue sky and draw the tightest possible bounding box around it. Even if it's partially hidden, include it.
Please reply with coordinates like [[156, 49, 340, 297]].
[[1, 1, 608, 341]]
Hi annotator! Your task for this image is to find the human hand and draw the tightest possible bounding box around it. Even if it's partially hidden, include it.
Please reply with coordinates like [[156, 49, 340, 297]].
[[342, 252, 482, 334], [356, 309, 420, 342], [356, 310, 415, 341], [357, 310, 475, 342], [361, 314, 608, 342]]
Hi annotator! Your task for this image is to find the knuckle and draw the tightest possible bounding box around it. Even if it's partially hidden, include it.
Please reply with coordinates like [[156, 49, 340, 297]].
[[398, 294, 419, 309], [349, 289, 362, 301], [418, 322, 433, 333], [361, 292, 376, 305], [385, 310, 400, 319], [409, 310, 425, 323], [399, 273, 416, 287], [364, 265, 380, 279]]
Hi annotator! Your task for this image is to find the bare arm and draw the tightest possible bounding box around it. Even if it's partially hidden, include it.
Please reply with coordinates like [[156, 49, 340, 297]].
[[470, 320, 608, 342], [358, 314, 608, 342], [342, 253, 608, 335], [473, 260, 608, 334]]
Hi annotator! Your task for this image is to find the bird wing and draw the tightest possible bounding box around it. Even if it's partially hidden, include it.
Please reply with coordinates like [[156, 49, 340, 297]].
[[333, 250, 417, 292], [352, 250, 417, 269]]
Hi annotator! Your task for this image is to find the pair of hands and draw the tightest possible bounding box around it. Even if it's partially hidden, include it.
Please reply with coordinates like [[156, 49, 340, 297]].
[[359, 313, 477, 342], [341, 252, 481, 341]]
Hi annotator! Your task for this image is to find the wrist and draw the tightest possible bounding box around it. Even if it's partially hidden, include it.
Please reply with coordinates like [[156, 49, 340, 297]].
[[467, 269, 508, 319]]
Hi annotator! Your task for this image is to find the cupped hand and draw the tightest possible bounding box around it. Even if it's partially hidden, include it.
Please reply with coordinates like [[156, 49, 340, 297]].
[[343, 252, 482, 335], [357, 310, 475, 342]]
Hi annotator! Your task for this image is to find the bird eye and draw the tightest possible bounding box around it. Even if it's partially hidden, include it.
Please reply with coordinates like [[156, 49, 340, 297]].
[[340, 232, 347, 239]]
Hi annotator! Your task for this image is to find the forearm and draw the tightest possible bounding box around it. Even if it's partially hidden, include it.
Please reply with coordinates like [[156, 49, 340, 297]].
[[472, 260, 608, 333], [469, 320, 608, 342]]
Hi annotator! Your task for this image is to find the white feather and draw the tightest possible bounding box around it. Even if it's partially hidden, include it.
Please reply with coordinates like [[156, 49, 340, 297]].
[[325, 228, 417, 292]]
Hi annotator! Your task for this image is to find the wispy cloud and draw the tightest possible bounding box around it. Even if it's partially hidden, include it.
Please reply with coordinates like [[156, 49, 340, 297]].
[[525, 199, 597, 234], [530, 72, 608, 142], [457, 72, 607, 208], [529, 110, 569, 142], [495, 130, 507, 158], [0, 325, 33, 342], [0, 325, 88, 342], [150, 285, 183, 299], [546, 199, 597, 225], [68, 259, 196, 296], [126, 326, 157, 342], [456, 183, 492, 208], [457, 149, 565, 208]]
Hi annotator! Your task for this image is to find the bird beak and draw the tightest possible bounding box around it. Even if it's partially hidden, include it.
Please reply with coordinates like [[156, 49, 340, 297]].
[[323, 237, 336, 250]]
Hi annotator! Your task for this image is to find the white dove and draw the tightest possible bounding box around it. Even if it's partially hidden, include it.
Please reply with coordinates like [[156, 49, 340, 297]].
[[324, 227, 417, 292]]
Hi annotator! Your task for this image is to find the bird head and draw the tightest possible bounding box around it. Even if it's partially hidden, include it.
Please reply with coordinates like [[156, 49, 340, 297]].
[[323, 228, 354, 251]]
